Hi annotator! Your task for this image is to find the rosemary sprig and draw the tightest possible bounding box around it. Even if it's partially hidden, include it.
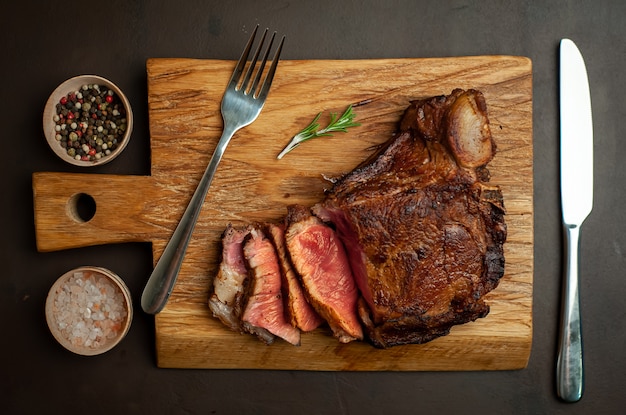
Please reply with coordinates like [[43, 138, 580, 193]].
[[276, 105, 360, 159]]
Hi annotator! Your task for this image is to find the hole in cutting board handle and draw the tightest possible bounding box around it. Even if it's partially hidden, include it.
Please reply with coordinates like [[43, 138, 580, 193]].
[[67, 193, 97, 223]]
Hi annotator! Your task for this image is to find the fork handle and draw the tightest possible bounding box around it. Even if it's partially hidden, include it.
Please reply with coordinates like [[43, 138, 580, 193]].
[[556, 224, 584, 402], [141, 124, 238, 314]]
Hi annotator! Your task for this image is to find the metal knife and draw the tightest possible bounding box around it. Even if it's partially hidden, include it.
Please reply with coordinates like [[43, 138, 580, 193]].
[[557, 38, 593, 403]]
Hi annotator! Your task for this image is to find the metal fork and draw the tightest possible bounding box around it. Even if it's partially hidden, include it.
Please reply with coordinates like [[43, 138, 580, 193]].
[[141, 26, 285, 314]]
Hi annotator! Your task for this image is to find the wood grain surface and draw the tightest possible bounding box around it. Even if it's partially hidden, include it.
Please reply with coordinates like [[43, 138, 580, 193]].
[[33, 56, 533, 370]]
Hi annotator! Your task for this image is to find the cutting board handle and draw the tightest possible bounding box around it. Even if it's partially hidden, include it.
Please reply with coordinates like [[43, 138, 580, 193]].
[[32, 172, 161, 252]]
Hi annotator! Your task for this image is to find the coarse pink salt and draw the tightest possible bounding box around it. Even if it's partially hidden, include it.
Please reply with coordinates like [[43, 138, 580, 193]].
[[45, 267, 132, 355]]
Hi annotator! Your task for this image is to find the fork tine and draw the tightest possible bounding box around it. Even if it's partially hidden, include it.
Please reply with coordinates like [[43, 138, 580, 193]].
[[228, 25, 259, 89], [256, 34, 285, 101], [249, 31, 276, 96], [240, 28, 268, 93]]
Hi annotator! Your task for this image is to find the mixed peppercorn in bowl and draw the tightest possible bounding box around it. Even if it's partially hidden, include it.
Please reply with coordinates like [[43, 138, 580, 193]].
[[43, 75, 133, 166]]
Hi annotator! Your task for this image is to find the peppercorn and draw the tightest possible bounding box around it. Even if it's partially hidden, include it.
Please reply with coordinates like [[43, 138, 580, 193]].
[[52, 83, 127, 162]]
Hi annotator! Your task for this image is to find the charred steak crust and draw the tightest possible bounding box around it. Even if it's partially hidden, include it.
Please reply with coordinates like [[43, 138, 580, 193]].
[[315, 89, 507, 348]]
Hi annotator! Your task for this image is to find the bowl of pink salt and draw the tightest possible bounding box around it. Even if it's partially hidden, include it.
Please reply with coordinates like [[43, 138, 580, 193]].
[[45, 266, 133, 356]]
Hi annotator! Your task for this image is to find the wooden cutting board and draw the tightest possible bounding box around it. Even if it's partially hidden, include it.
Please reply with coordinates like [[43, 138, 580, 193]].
[[33, 56, 533, 370]]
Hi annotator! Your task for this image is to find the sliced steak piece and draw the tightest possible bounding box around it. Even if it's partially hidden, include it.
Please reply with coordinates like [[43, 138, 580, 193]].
[[241, 227, 302, 346], [285, 205, 363, 343], [314, 89, 506, 348], [266, 223, 324, 332], [208, 224, 251, 332]]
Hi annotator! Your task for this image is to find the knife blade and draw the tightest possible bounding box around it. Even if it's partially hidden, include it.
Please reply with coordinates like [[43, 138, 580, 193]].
[[557, 38, 593, 403]]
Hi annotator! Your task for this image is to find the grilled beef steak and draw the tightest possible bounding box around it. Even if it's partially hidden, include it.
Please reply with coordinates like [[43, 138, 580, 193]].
[[285, 205, 363, 343], [208, 224, 251, 332], [208, 89, 505, 349], [266, 223, 324, 332], [241, 227, 301, 346], [313, 89, 506, 348]]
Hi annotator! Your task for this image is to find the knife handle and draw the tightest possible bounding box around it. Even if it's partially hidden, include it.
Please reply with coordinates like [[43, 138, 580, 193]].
[[557, 224, 584, 402]]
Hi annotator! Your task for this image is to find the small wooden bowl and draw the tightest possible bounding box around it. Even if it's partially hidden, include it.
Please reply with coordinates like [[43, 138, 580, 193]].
[[43, 75, 133, 167], [45, 266, 133, 356]]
